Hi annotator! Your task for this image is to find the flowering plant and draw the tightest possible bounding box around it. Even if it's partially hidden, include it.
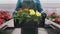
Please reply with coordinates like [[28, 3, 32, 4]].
[[47, 11, 57, 19], [13, 8, 41, 24], [47, 11, 60, 24], [0, 10, 11, 25]]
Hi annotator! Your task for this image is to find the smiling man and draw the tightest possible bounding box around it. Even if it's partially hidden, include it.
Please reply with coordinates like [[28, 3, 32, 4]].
[[15, 0, 43, 12]]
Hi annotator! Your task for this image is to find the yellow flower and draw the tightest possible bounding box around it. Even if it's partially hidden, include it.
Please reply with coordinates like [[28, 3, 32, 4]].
[[29, 9, 35, 13], [36, 11, 41, 16], [30, 12, 35, 15], [29, 9, 35, 15]]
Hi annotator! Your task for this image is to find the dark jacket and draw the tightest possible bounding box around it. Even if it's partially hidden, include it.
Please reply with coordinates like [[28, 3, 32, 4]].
[[15, 0, 43, 12]]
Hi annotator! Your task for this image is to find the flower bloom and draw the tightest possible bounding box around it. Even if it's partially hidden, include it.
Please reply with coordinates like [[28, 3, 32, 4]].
[[29, 9, 35, 13], [36, 11, 41, 16], [24, 8, 29, 12], [18, 8, 22, 13], [29, 9, 35, 15]]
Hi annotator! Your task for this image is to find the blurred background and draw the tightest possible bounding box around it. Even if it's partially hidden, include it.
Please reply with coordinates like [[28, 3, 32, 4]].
[[0, 0, 60, 15]]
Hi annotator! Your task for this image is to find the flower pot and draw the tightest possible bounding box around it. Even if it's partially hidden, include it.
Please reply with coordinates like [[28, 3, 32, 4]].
[[39, 13, 46, 27], [21, 21, 38, 34], [14, 19, 22, 28], [21, 28, 38, 34], [39, 19, 45, 27]]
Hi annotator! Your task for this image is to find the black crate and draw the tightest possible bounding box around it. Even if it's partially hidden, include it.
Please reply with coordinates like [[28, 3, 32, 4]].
[[21, 28, 38, 34], [21, 21, 38, 34]]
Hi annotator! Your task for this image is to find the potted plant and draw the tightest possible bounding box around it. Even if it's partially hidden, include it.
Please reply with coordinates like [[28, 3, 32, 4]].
[[47, 11, 57, 21], [55, 18, 60, 24], [0, 10, 11, 25], [46, 11, 60, 24], [13, 8, 42, 27], [13, 8, 42, 34]]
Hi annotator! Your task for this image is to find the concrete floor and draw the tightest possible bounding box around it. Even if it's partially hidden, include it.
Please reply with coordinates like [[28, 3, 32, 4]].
[[12, 28, 48, 34], [0, 28, 58, 34], [11, 28, 57, 34]]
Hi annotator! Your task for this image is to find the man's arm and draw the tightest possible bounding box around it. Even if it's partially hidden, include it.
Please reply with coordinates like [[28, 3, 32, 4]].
[[15, 0, 23, 11], [35, 0, 43, 12]]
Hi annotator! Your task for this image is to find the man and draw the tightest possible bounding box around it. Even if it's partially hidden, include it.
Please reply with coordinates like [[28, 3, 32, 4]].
[[15, 0, 43, 12]]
